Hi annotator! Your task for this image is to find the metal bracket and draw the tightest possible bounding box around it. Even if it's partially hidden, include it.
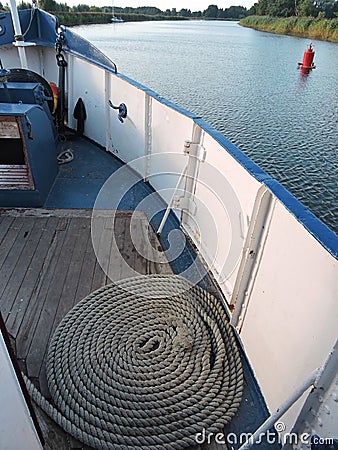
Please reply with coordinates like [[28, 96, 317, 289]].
[[156, 164, 188, 236], [183, 140, 206, 162], [172, 195, 197, 216], [109, 100, 127, 123], [157, 131, 204, 236], [13, 41, 36, 47]]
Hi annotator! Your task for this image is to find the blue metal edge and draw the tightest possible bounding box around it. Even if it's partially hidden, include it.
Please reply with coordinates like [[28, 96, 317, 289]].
[[62, 27, 117, 73], [116, 72, 201, 120], [0, 10, 116, 72], [194, 118, 338, 259], [115, 71, 337, 259]]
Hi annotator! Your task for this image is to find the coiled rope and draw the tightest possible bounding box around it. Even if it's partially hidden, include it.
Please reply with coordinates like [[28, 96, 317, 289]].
[[24, 275, 243, 449]]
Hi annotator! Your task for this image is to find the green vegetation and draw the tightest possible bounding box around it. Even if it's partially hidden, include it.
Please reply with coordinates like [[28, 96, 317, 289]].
[[52, 12, 188, 26], [0, 1, 336, 42], [249, 0, 337, 18], [241, 0, 338, 41], [0, 1, 249, 22], [240, 15, 338, 42], [40, 1, 249, 20]]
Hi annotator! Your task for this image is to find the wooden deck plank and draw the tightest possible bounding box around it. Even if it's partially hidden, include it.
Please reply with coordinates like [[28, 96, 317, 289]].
[[106, 215, 129, 281], [39, 221, 90, 393], [0, 217, 46, 323], [73, 226, 98, 304], [91, 256, 107, 292], [146, 220, 173, 275], [0, 216, 23, 266], [5, 217, 59, 339], [26, 218, 79, 378], [15, 217, 67, 360], [130, 214, 149, 276], [91, 216, 111, 290], [50, 218, 91, 335], [0, 215, 15, 246], [0, 216, 27, 282]]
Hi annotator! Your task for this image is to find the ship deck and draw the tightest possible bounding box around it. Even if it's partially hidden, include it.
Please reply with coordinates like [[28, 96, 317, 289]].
[[0, 137, 277, 450], [0, 208, 176, 449], [0, 208, 227, 450]]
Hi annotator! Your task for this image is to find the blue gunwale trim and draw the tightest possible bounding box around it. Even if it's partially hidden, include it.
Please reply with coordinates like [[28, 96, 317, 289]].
[[115, 72, 337, 259], [194, 118, 338, 259], [116, 72, 201, 120]]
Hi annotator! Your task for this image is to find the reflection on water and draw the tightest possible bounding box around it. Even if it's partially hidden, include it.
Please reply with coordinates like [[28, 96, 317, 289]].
[[74, 21, 338, 234]]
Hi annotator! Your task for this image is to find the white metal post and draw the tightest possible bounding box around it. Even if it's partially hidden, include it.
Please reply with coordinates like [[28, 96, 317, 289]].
[[105, 71, 112, 152], [230, 186, 274, 330], [9, 0, 28, 68], [237, 368, 322, 450], [181, 124, 203, 227], [156, 164, 188, 235]]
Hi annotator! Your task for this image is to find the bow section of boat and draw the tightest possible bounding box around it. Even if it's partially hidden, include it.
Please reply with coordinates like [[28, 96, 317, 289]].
[[0, 6, 337, 450]]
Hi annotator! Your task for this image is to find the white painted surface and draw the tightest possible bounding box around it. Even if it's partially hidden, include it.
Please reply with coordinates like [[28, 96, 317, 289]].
[[149, 99, 195, 205], [70, 58, 106, 146], [0, 333, 42, 450], [238, 200, 338, 431], [184, 133, 262, 298], [285, 341, 338, 449], [108, 75, 146, 162]]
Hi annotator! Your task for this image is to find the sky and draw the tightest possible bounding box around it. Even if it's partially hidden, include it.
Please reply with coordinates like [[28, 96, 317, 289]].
[[64, 1, 255, 11]]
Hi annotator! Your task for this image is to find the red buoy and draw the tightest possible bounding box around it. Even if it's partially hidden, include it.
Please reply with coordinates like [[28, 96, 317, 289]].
[[298, 43, 316, 72]]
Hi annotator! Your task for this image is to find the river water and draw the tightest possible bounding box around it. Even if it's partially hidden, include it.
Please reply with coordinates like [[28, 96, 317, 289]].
[[73, 21, 338, 234]]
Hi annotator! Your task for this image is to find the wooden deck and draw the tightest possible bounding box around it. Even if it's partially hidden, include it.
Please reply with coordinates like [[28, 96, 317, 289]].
[[0, 208, 172, 387], [0, 208, 225, 450]]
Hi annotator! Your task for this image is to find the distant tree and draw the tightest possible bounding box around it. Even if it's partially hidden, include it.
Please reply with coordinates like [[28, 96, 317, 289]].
[[204, 4, 219, 17], [254, 0, 269, 15], [192, 11, 202, 17], [232, 5, 248, 18], [57, 2, 70, 12], [72, 4, 90, 12], [40, 0, 69, 11], [314, 0, 338, 18], [171, 8, 177, 16], [297, 0, 317, 16], [248, 3, 257, 14], [89, 6, 101, 12], [267, 0, 295, 16], [18, 1, 32, 9], [179, 8, 192, 17], [220, 5, 248, 18], [136, 7, 162, 15], [250, 0, 337, 17], [39, 0, 57, 10]]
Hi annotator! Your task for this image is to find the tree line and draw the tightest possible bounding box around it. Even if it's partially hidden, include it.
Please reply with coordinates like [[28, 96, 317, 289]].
[[0, 1, 249, 20], [250, 0, 337, 18], [1, 1, 336, 20]]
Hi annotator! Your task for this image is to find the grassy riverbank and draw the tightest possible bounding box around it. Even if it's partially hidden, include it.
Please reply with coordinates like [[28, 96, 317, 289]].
[[240, 16, 338, 42], [51, 12, 186, 26]]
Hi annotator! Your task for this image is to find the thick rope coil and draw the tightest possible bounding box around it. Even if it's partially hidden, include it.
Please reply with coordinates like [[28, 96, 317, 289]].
[[24, 275, 244, 449]]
